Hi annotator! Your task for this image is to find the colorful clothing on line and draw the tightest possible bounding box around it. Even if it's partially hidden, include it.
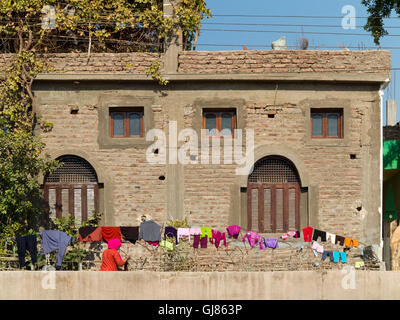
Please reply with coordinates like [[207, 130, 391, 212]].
[[333, 251, 347, 263], [210, 229, 227, 248], [164, 226, 178, 244], [260, 238, 278, 250], [101, 227, 122, 242], [120, 226, 139, 244], [200, 227, 212, 239], [139, 220, 161, 242], [226, 225, 241, 239], [302, 226, 313, 242], [312, 241, 324, 253], [326, 232, 336, 245], [190, 228, 202, 236], [242, 231, 262, 248], [321, 250, 334, 262], [177, 228, 190, 242], [160, 240, 173, 250], [312, 229, 327, 242], [344, 238, 358, 248], [335, 235, 345, 246]]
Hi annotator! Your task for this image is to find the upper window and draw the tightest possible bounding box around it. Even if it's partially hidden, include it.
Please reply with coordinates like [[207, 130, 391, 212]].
[[202, 108, 237, 137], [311, 108, 343, 139], [110, 107, 144, 138]]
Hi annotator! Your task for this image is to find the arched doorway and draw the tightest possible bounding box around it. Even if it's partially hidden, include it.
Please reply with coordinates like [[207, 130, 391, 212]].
[[247, 156, 301, 233], [43, 155, 99, 223]]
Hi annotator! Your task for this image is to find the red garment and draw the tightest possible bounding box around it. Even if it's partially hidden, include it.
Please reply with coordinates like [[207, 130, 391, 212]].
[[101, 227, 121, 242], [146, 241, 159, 246], [99, 249, 125, 271], [210, 230, 227, 248], [302, 226, 313, 242], [78, 227, 103, 242]]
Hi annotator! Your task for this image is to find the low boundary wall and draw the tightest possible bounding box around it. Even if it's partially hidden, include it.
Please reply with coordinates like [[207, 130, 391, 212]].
[[0, 271, 400, 300]]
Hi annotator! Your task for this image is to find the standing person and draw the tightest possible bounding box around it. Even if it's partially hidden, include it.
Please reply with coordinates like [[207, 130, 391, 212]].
[[100, 238, 130, 271]]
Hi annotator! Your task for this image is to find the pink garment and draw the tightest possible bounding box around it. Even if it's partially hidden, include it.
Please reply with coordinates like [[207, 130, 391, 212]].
[[177, 228, 191, 242], [108, 238, 121, 250], [146, 241, 159, 246], [287, 231, 296, 237], [242, 231, 262, 248], [190, 228, 201, 236], [281, 234, 288, 240], [226, 225, 241, 239], [312, 241, 324, 253], [210, 229, 227, 248]]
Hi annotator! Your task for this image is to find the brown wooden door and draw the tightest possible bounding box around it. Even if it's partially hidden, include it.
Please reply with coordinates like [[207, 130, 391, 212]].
[[44, 184, 99, 222], [248, 183, 300, 233]]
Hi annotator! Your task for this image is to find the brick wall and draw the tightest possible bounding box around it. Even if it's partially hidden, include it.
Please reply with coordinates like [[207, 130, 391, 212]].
[[178, 50, 391, 74]]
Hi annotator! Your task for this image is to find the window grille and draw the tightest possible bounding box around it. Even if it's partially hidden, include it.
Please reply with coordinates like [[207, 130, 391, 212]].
[[248, 156, 300, 184], [45, 156, 98, 184]]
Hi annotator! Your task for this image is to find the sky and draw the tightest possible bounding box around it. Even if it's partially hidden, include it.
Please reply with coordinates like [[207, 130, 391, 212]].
[[197, 0, 400, 125]]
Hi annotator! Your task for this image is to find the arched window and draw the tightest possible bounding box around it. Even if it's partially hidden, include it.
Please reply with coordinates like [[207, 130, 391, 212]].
[[248, 156, 301, 233], [44, 155, 99, 222]]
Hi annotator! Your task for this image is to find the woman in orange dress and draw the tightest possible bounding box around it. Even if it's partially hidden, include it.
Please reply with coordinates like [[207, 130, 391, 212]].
[[100, 238, 130, 271]]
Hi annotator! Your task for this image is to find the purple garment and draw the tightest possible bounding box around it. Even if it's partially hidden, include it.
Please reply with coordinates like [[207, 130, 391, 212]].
[[260, 238, 278, 250], [164, 226, 178, 244], [193, 234, 200, 248], [226, 225, 241, 239], [200, 235, 208, 248]]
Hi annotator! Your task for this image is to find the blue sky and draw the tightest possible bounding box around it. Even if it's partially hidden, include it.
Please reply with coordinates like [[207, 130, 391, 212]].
[[198, 0, 400, 125]]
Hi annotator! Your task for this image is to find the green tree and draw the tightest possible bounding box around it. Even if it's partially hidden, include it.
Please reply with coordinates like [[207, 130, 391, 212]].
[[0, 1, 210, 238], [362, 0, 400, 44]]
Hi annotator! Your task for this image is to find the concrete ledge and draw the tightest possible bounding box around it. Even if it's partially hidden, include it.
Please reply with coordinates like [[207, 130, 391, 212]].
[[1, 271, 400, 300], [28, 72, 390, 83]]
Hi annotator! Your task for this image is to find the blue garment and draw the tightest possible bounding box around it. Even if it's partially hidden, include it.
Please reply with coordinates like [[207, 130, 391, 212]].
[[40, 230, 74, 267], [321, 250, 334, 261], [333, 251, 347, 263]]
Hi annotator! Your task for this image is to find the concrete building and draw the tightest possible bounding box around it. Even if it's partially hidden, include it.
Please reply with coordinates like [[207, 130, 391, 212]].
[[0, 46, 390, 249]]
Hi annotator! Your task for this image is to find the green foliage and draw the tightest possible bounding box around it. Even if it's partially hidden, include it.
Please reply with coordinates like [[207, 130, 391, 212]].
[[0, 129, 59, 237], [361, 0, 400, 45], [0, 0, 211, 53], [167, 216, 190, 229], [145, 60, 169, 85]]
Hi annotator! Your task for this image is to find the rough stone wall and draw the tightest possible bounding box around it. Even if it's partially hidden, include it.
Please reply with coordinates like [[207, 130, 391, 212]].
[[0, 52, 162, 74], [178, 50, 391, 74]]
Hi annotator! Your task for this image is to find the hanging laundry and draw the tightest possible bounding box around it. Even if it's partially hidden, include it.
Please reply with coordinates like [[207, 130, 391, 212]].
[[281, 233, 288, 240], [287, 231, 297, 238], [177, 228, 190, 243], [101, 227, 122, 242], [210, 230, 227, 248], [226, 225, 241, 239], [344, 238, 358, 248], [326, 232, 336, 245], [160, 240, 173, 251], [16, 235, 38, 268], [78, 226, 103, 242], [242, 231, 262, 248], [302, 226, 313, 242], [120, 226, 139, 244], [333, 251, 347, 263], [140, 220, 161, 242], [193, 234, 201, 248], [312, 241, 324, 253], [295, 230, 301, 238], [321, 250, 334, 262], [40, 230, 74, 269], [200, 235, 208, 248], [146, 241, 160, 246], [312, 229, 327, 242], [260, 238, 278, 250], [164, 226, 178, 244], [355, 261, 365, 268], [190, 228, 202, 237], [335, 235, 345, 246], [200, 227, 212, 239]]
